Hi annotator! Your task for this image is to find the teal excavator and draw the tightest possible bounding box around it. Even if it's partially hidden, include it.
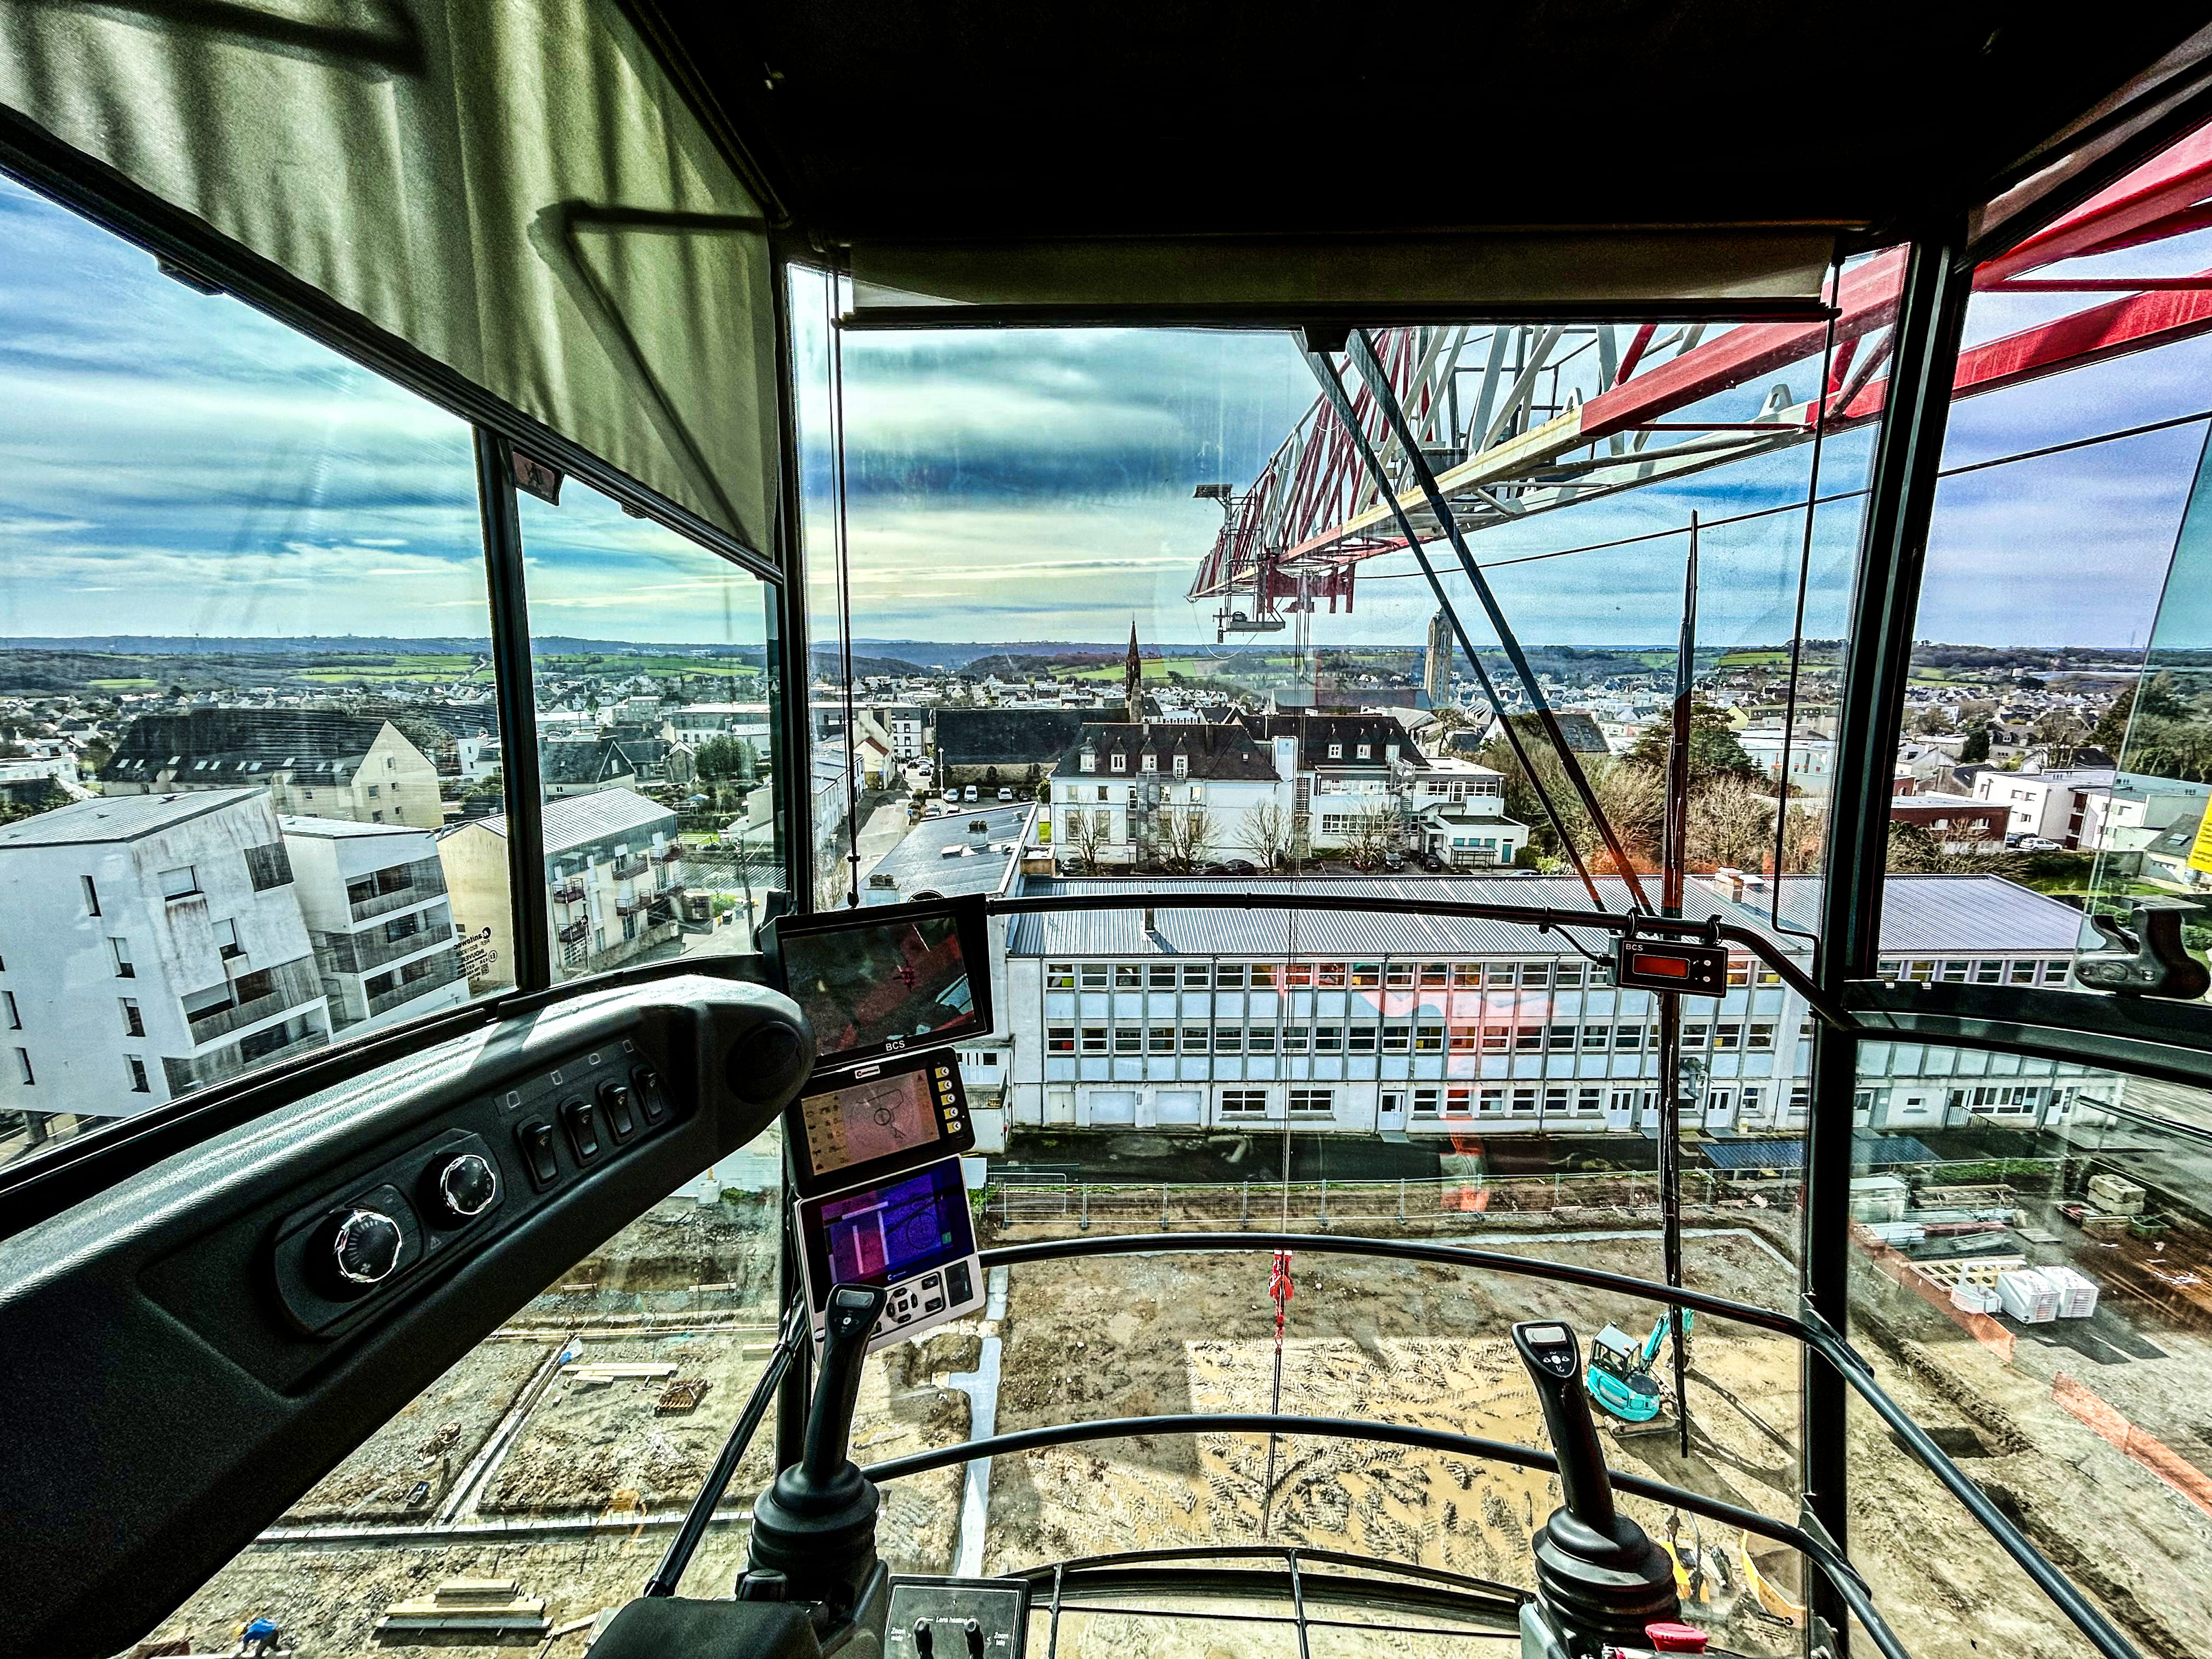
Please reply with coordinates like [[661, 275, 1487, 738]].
[[1585, 1310, 1693, 1423]]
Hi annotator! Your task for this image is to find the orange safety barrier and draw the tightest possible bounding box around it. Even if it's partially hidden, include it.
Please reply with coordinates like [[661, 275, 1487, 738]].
[[2052, 1372, 2212, 1520], [1853, 1226, 2015, 1362]]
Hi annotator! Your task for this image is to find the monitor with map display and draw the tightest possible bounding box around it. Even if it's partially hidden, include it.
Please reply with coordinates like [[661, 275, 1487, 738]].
[[786, 1048, 975, 1196]]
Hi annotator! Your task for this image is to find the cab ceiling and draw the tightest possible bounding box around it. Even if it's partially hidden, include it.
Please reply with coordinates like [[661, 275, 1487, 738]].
[[636, 2, 2212, 252]]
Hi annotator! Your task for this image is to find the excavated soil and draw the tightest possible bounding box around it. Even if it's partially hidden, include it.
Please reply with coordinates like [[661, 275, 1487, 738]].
[[983, 1233, 1805, 1658], [286, 1340, 554, 1522]]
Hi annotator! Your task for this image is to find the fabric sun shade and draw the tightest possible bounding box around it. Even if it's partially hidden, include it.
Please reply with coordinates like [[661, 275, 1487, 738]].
[[0, 0, 780, 556]]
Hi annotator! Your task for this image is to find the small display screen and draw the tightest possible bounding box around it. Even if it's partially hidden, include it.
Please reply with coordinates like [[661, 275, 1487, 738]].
[[781, 911, 977, 1063], [1640, 954, 1691, 978], [799, 1065, 953, 1182], [1525, 1324, 1570, 1345], [802, 1160, 974, 1299]]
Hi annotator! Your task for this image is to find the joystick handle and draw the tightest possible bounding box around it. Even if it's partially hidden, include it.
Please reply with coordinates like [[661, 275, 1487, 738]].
[[804, 1283, 885, 1489], [1511, 1321, 1615, 1531]]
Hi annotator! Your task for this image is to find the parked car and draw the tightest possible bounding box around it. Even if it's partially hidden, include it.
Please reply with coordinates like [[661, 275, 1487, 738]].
[[1420, 851, 1444, 872], [963, 784, 979, 802], [998, 786, 1014, 800], [1383, 850, 1406, 871], [1221, 859, 1258, 875], [2018, 836, 2065, 851]]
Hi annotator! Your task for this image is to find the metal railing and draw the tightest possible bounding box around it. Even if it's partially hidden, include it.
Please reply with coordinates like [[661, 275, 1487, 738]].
[[183, 956, 322, 1045], [612, 855, 650, 880], [163, 1021, 327, 1097], [311, 915, 455, 975], [364, 951, 466, 1017], [348, 857, 447, 921], [842, 1231, 2137, 1659]]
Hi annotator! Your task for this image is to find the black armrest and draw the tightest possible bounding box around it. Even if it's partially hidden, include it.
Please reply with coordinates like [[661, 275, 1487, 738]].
[[592, 1598, 823, 1659]]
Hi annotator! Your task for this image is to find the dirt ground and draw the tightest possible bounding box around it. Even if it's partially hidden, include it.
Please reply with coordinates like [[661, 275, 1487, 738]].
[[286, 1340, 554, 1523], [1848, 1252, 2212, 1659], [984, 1232, 1807, 1658]]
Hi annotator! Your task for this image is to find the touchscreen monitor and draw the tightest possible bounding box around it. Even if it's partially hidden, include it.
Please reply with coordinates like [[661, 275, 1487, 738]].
[[797, 1159, 975, 1302], [789, 1052, 972, 1195], [766, 896, 992, 1069]]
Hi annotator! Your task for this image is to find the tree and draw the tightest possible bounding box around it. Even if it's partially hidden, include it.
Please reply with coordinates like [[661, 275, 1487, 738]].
[[460, 768, 504, 803], [1158, 806, 1218, 872], [1060, 806, 1107, 872], [2091, 671, 2190, 754], [1887, 820, 2029, 877], [1959, 726, 1991, 764], [1341, 802, 1406, 870], [1624, 701, 1763, 784], [1686, 776, 1778, 873], [1243, 800, 1304, 871], [2030, 710, 2089, 768]]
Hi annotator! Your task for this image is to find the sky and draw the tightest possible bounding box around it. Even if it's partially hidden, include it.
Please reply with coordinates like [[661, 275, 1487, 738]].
[[3, 170, 2210, 656]]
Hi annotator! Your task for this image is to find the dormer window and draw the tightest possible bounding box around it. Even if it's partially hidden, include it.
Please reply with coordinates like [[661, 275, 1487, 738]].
[[1328, 743, 1344, 759], [1172, 753, 1188, 778], [1080, 748, 1097, 773], [1386, 744, 1400, 763], [1140, 753, 1156, 774], [1110, 752, 1127, 773], [1356, 744, 1371, 760]]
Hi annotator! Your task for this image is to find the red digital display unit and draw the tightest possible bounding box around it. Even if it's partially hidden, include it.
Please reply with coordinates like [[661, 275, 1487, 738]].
[[1613, 936, 1728, 995]]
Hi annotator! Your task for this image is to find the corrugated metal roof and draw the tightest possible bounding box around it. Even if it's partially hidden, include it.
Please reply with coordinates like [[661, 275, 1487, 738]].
[[0, 787, 267, 848], [1761, 874, 2082, 956], [1699, 1133, 1939, 1171], [467, 786, 675, 853], [1005, 872, 2085, 959], [1004, 874, 1747, 958]]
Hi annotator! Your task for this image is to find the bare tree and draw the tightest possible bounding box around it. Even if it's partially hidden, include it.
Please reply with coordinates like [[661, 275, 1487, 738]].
[[1686, 775, 1778, 873], [1342, 802, 1406, 869], [1158, 806, 1218, 872], [1060, 806, 1107, 872], [1244, 800, 1304, 871]]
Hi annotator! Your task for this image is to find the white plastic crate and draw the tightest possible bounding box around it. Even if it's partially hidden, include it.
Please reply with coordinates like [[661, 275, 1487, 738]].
[[1996, 1268, 2059, 1323], [2040, 1264, 2100, 1318]]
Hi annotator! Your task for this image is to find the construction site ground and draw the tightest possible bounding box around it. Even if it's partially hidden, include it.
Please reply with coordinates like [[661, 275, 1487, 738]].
[[131, 1199, 2212, 1659], [140, 1200, 969, 1658]]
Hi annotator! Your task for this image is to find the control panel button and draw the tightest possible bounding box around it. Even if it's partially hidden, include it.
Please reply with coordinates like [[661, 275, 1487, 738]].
[[944, 1261, 973, 1306], [517, 1120, 560, 1188], [599, 1080, 637, 1141], [331, 1207, 404, 1288], [563, 1098, 602, 1161], [431, 1152, 500, 1222], [632, 1064, 668, 1124]]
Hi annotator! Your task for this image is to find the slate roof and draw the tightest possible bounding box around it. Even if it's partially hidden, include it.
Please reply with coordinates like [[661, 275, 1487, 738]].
[[1504, 710, 1610, 754], [935, 708, 1092, 769], [538, 738, 636, 788], [1240, 713, 1432, 770], [100, 708, 402, 787], [1053, 722, 1281, 782], [865, 804, 1032, 900]]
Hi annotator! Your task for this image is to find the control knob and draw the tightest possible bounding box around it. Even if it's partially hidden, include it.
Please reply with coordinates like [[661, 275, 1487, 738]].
[[432, 1152, 500, 1222], [330, 1207, 405, 1288]]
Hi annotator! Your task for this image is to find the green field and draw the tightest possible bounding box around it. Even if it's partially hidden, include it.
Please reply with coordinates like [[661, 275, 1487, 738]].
[[296, 652, 490, 685]]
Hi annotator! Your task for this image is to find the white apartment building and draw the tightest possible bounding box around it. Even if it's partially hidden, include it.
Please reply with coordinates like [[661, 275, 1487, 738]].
[[1049, 723, 1286, 868], [883, 705, 927, 761], [1973, 764, 2118, 847], [999, 872, 2099, 1142], [438, 787, 686, 987], [0, 789, 331, 1128], [2078, 772, 2212, 853], [1739, 730, 1835, 792], [280, 816, 471, 1034]]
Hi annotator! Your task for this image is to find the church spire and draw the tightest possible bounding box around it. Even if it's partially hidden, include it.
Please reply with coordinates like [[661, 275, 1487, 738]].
[[1124, 619, 1144, 726]]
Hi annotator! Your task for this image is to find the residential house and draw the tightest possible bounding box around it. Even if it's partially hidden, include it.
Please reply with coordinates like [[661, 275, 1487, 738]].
[[98, 709, 442, 828], [280, 815, 471, 1033]]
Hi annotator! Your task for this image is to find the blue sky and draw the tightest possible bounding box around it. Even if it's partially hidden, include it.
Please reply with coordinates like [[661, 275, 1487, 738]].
[[2, 171, 2207, 655]]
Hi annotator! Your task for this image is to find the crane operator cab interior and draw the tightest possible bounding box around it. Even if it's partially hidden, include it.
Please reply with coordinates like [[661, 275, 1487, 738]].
[[10, 7, 2212, 1659]]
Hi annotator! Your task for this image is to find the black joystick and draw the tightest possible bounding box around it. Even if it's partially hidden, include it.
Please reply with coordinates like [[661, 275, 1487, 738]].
[[743, 1284, 891, 1643], [1511, 1321, 1681, 1655]]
